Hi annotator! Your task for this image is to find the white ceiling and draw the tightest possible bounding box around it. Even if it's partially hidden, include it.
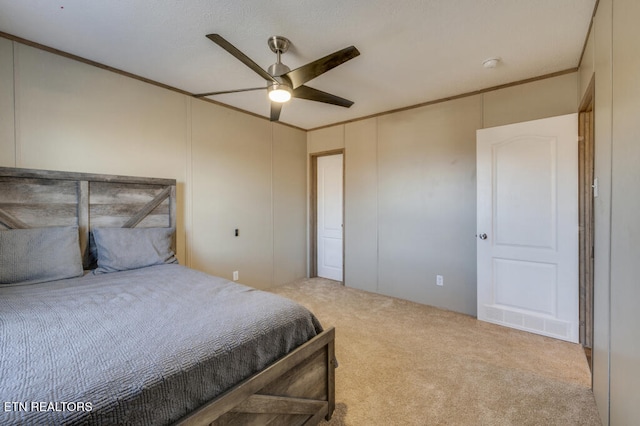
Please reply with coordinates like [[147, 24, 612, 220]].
[[0, 0, 596, 130]]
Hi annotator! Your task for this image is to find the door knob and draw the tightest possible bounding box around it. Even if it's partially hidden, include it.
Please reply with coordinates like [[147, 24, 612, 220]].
[[479, 233, 488, 240]]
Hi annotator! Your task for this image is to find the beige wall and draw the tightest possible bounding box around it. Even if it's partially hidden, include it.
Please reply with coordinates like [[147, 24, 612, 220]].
[[483, 72, 578, 128], [609, 0, 640, 423], [344, 119, 378, 292], [190, 100, 273, 286], [273, 124, 308, 286], [579, 28, 595, 104], [378, 96, 481, 314], [307, 125, 344, 153], [0, 38, 307, 290], [0, 37, 14, 166], [309, 73, 578, 316], [578, 0, 640, 423]]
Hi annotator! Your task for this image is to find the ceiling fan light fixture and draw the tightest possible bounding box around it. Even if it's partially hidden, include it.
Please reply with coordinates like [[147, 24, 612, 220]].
[[268, 84, 292, 103]]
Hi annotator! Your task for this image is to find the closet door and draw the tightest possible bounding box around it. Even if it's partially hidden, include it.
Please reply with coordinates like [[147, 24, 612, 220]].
[[317, 154, 343, 281]]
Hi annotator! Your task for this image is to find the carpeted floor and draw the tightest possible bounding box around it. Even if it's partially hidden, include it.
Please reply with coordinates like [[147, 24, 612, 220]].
[[270, 278, 602, 426]]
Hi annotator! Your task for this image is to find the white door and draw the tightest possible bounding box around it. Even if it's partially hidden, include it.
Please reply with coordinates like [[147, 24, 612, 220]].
[[477, 114, 579, 343], [317, 154, 343, 281]]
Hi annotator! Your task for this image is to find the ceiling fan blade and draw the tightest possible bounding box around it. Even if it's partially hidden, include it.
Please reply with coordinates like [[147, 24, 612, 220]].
[[292, 85, 354, 108], [270, 102, 283, 122], [284, 46, 360, 89], [206, 34, 277, 84], [194, 87, 265, 98]]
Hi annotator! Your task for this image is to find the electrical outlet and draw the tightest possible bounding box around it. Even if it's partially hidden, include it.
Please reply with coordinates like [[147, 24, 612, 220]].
[[233, 271, 239, 281], [436, 275, 444, 286]]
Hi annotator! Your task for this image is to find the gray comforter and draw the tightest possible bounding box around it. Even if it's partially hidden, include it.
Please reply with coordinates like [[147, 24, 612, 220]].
[[0, 264, 322, 425]]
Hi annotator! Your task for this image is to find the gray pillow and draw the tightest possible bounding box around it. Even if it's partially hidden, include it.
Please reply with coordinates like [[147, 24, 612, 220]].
[[92, 227, 177, 274], [0, 226, 83, 285]]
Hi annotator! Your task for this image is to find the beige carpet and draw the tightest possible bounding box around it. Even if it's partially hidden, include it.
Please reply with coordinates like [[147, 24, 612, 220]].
[[270, 278, 601, 426]]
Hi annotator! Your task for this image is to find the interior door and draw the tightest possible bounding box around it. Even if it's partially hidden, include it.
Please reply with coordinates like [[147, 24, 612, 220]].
[[317, 154, 343, 281], [477, 114, 579, 343]]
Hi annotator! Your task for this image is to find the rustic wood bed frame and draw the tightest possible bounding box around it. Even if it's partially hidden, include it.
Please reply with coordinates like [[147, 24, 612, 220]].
[[0, 166, 336, 426]]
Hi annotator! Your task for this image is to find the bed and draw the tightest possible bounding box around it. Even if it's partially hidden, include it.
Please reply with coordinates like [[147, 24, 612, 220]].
[[0, 167, 335, 426]]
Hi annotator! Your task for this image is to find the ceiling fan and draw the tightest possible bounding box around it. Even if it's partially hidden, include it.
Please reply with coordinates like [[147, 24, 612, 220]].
[[194, 34, 360, 122]]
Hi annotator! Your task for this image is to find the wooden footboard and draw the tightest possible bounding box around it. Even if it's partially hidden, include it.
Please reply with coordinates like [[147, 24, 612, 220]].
[[175, 327, 336, 426]]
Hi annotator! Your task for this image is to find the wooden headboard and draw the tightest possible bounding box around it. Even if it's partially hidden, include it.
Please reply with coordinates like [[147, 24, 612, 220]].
[[0, 167, 177, 268]]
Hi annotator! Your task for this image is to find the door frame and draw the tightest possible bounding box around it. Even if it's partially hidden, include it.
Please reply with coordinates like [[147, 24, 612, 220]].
[[310, 149, 345, 280], [578, 75, 595, 362]]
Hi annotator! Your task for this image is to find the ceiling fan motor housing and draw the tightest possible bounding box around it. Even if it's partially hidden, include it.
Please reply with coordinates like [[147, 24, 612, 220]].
[[267, 36, 293, 95], [268, 62, 291, 78]]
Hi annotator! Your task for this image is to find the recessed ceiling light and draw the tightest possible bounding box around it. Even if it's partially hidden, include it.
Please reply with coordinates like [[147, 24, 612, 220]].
[[483, 57, 501, 69]]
